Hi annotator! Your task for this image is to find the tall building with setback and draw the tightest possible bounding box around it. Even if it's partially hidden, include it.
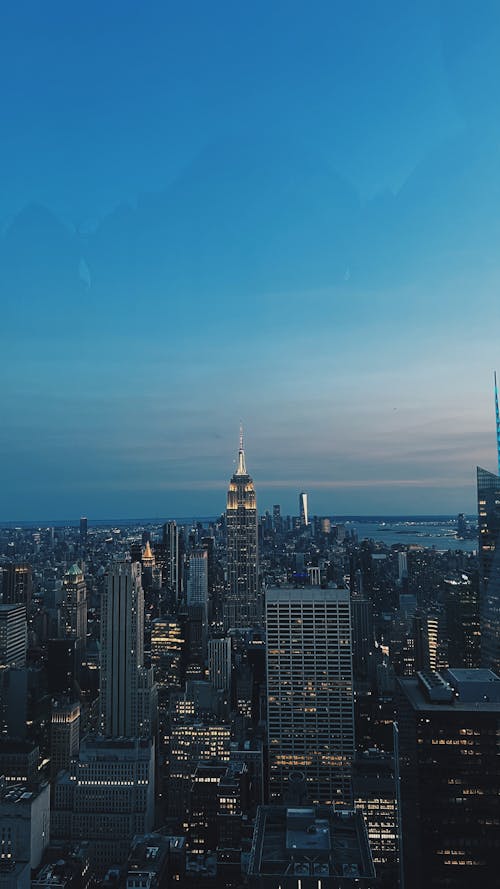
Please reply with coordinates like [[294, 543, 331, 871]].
[[397, 668, 500, 889], [225, 430, 259, 629], [99, 561, 155, 738], [477, 466, 500, 672], [266, 588, 355, 805]]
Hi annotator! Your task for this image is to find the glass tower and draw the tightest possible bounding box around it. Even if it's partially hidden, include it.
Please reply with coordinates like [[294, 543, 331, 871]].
[[477, 466, 500, 673]]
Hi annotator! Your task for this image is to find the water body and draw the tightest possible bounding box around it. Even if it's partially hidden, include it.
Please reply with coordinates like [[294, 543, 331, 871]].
[[339, 518, 478, 552]]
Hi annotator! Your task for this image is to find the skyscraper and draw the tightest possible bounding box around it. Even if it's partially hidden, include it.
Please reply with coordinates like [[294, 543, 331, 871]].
[[477, 466, 500, 673], [299, 491, 308, 527], [99, 560, 155, 738], [61, 564, 87, 656], [266, 587, 355, 805], [397, 668, 500, 889], [225, 428, 259, 629], [0, 604, 27, 668], [187, 550, 208, 608], [162, 520, 180, 599]]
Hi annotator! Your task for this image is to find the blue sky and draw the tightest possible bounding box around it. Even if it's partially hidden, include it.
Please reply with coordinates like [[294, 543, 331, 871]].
[[2, 1, 500, 519]]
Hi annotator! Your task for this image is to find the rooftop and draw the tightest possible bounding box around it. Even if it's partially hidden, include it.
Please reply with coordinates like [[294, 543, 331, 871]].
[[248, 806, 375, 883]]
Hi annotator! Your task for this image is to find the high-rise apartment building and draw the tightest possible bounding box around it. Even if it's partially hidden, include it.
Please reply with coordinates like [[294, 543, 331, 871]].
[[99, 561, 155, 738], [266, 587, 355, 805], [477, 466, 500, 672], [225, 430, 259, 629]]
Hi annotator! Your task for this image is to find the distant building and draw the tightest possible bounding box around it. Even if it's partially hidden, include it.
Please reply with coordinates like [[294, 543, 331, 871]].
[[397, 668, 500, 889], [79, 517, 88, 544], [266, 588, 354, 805], [247, 806, 376, 888], [299, 492, 308, 527], [225, 429, 259, 629]]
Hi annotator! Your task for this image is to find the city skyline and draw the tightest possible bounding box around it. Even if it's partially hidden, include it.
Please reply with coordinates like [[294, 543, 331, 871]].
[[2, 2, 500, 518]]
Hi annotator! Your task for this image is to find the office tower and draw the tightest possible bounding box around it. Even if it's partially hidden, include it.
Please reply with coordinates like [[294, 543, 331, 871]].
[[443, 573, 480, 668], [321, 517, 331, 534], [187, 550, 208, 607], [50, 700, 80, 780], [225, 429, 259, 629], [0, 604, 27, 668], [208, 637, 232, 693], [266, 588, 355, 805], [352, 749, 401, 889], [61, 564, 87, 654], [1, 563, 32, 610], [162, 520, 180, 598], [99, 561, 155, 738], [79, 516, 87, 544], [247, 806, 376, 888], [397, 668, 500, 889], [477, 466, 500, 672], [52, 736, 155, 870], [299, 491, 308, 527]]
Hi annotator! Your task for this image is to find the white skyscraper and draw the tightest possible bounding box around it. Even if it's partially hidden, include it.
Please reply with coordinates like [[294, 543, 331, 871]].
[[299, 491, 309, 527], [266, 587, 354, 805], [225, 428, 259, 629], [100, 561, 155, 738]]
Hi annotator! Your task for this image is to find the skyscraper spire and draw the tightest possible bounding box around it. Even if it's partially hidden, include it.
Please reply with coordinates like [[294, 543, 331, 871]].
[[495, 372, 500, 476], [236, 422, 247, 475]]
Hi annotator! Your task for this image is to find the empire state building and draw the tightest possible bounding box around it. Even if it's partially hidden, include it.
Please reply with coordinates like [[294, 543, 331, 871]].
[[225, 429, 260, 629]]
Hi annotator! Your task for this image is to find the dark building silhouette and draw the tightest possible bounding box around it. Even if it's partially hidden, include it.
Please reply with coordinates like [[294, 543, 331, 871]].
[[477, 466, 500, 673], [397, 668, 500, 889]]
